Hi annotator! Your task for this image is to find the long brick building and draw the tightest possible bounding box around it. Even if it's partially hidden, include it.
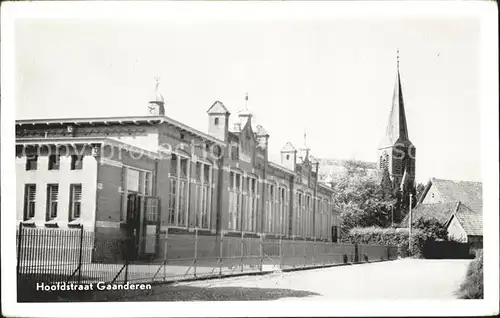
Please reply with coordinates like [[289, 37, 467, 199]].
[[15, 80, 340, 261]]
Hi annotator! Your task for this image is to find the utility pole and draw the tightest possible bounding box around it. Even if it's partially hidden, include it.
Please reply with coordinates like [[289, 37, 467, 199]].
[[391, 205, 394, 227], [408, 193, 413, 253]]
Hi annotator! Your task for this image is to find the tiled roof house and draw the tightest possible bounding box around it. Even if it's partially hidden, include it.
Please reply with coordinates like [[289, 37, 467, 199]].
[[403, 178, 482, 247]]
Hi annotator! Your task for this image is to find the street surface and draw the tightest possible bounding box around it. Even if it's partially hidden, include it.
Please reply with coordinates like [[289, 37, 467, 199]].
[[90, 259, 471, 301]]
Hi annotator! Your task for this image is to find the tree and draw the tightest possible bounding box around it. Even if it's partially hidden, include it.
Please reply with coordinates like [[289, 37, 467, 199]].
[[415, 182, 426, 202], [412, 217, 448, 241], [332, 160, 396, 236]]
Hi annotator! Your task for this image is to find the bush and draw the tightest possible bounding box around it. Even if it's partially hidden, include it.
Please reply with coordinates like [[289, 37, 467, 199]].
[[342, 226, 425, 257], [409, 231, 428, 258], [412, 217, 448, 241], [343, 217, 450, 258], [456, 250, 483, 299]]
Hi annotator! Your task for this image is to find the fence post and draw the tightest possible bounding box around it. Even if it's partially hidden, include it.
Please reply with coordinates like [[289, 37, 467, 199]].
[[219, 232, 223, 276], [17, 222, 23, 278], [124, 236, 129, 284], [240, 232, 244, 273], [259, 234, 263, 271], [303, 237, 307, 268], [312, 240, 316, 267], [163, 228, 168, 281], [77, 225, 84, 283], [279, 236, 282, 270], [193, 228, 198, 277]]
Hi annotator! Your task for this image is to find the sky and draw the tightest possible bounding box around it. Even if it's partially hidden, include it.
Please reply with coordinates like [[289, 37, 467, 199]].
[[14, 8, 482, 183]]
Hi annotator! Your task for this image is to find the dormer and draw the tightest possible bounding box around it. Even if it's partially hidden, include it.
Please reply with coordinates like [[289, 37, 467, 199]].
[[280, 142, 297, 171], [207, 101, 230, 142]]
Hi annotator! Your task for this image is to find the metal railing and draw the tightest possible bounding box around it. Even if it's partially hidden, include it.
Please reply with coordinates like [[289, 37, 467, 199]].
[[17, 223, 398, 299]]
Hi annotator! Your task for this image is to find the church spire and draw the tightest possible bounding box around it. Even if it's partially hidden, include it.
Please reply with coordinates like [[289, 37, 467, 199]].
[[379, 50, 409, 148]]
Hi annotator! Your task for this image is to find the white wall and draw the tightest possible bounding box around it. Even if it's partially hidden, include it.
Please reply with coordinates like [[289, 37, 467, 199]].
[[447, 216, 467, 243], [110, 127, 159, 153], [421, 184, 444, 204], [16, 155, 98, 230]]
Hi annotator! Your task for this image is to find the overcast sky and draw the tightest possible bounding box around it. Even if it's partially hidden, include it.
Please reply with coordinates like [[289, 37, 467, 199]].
[[14, 8, 482, 183]]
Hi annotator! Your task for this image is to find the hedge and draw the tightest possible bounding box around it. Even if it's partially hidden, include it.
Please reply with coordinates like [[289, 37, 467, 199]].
[[342, 226, 427, 257], [455, 250, 483, 299]]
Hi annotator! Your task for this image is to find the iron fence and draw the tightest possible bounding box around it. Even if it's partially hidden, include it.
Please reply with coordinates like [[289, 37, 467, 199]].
[[17, 223, 398, 300]]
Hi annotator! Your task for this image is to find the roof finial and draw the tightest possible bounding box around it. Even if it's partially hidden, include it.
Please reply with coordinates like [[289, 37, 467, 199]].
[[152, 72, 164, 103], [154, 73, 160, 90], [397, 48, 400, 70], [304, 127, 307, 148], [245, 92, 249, 110]]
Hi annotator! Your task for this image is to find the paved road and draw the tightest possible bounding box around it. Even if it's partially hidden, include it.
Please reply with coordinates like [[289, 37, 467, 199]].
[[89, 258, 471, 301]]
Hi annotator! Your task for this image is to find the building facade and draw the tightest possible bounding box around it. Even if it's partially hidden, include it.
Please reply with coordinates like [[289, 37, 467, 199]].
[[15, 82, 340, 261]]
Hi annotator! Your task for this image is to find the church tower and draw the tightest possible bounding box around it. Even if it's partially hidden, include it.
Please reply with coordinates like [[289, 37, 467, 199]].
[[147, 76, 165, 116], [378, 51, 416, 189]]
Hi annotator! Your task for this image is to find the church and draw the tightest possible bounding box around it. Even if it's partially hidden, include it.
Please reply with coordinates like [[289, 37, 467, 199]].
[[377, 53, 416, 190]]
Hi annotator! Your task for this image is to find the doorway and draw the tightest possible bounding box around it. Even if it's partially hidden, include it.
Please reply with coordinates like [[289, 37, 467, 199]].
[[126, 194, 161, 260]]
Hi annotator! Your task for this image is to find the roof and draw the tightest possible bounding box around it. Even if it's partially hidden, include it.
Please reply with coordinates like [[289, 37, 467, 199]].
[[452, 203, 483, 236], [268, 161, 295, 175], [379, 67, 412, 149], [281, 142, 296, 152], [255, 125, 268, 137], [399, 201, 459, 227], [419, 178, 483, 204], [16, 136, 161, 159], [206, 101, 230, 114], [462, 199, 483, 214], [16, 115, 226, 146]]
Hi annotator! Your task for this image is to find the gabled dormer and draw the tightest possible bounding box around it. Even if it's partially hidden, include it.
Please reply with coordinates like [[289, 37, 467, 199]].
[[239, 117, 256, 163], [207, 101, 230, 142], [280, 142, 297, 172]]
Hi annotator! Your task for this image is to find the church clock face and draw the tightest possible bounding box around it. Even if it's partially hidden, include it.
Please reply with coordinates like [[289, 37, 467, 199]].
[[148, 104, 157, 115]]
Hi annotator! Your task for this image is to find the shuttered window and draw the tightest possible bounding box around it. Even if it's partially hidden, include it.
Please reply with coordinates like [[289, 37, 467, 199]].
[[46, 184, 59, 220], [24, 184, 36, 220], [69, 184, 82, 220]]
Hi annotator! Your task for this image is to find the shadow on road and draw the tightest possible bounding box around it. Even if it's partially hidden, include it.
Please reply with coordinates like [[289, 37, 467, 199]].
[[20, 285, 321, 302]]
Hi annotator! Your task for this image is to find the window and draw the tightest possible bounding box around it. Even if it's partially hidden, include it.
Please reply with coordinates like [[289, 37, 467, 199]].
[[332, 225, 338, 243], [279, 187, 288, 235], [247, 178, 257, 232], [120, 167, 153, 221], [214, 117, 219, 126], [24, 184, 36, 220], [168, 179, 177, 224], [167, 154, 190, 227], [71, 155, 83, 170], [170, 154, 178, 176], [228, 171, 243, 231], [48, 155, 60, 170], [46, 184, 59, 220], [26, 155, 38, 171], [69, 184, 82, 221], [195, 162, 212, 229], [127, 169, 140, 192], [286, 154, 290, 160]]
